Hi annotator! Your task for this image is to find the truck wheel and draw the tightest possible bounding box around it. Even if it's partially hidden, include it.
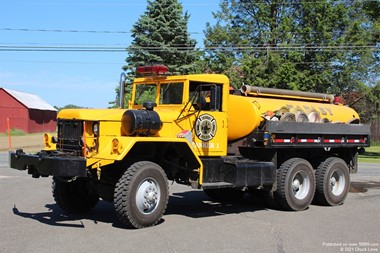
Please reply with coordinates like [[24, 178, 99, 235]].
[[274, 158, 315, 211], [203, 188, 245, 202], [114, 161, 169, 229], [314, 157, 349, 206], [52, 177, 99, 213]]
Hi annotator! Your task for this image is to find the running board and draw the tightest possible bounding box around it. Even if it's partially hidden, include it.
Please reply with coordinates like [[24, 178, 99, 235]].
[[201, 182, 234, 189]]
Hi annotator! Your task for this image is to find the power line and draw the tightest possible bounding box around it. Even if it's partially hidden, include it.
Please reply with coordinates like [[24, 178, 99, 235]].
[[0, 44, 126, 52], [0, 28, 131, 34], [0, 59, 120, 65], [0, 59, 344, 65], [5, 2, 220, 6], [0, 26, 374, 37], [232, 0, 377, 5], [0, 44, 377, 52], [0, 27, 203, 35], [5, 0, 377, 6]]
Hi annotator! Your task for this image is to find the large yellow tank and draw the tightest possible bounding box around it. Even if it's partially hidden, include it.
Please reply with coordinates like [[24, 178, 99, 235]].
[[227, 86, 360, 141]]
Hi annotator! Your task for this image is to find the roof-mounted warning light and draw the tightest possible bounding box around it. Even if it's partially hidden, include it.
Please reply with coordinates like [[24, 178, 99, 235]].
[[136, 65, 168, 76], [333, 96, 343, 105]]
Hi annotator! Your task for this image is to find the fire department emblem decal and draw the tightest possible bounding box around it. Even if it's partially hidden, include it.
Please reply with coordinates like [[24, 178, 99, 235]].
[[195, 114, 217, 141]]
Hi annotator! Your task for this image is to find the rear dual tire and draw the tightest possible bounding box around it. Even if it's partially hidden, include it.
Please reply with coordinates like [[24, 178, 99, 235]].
[[274, 158, 315, 211], [274, 157, 350, 211], [314, 157, 350, 206]]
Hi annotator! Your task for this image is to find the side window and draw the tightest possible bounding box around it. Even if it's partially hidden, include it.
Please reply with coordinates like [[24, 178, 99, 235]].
[[189, 82, 222, 111], [160, 82, 183, 104]]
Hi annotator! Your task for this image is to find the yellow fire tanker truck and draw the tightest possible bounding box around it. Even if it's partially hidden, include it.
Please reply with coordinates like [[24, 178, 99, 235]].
[[10, 65, 370, 228]]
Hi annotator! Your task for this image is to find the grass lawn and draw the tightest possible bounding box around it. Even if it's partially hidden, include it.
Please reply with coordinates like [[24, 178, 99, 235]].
[[0, 128, 26, 136], [359, 145, 380, 163]]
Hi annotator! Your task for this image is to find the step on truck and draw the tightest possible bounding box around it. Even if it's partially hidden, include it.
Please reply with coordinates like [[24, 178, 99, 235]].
[[9, 65, 370, 228]]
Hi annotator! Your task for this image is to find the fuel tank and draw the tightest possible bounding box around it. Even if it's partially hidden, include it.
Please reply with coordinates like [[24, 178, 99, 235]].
[[227, 86, 360, 141]]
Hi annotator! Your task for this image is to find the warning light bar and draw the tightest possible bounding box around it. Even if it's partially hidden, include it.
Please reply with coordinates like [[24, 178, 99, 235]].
[[136, 65, 168, 76]]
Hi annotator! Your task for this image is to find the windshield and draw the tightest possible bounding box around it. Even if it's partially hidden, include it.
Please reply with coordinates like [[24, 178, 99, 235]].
[[160, 83, 183, 104], [134, 84, 157, 105], [134, 82, 183, 105]]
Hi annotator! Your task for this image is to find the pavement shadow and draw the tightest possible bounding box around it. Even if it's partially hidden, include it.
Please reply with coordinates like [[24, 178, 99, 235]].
[[165, 190, 276, 218], [12, 200, 119, 229], [11, 181, 380, 229], [11, 190, 277, 228]]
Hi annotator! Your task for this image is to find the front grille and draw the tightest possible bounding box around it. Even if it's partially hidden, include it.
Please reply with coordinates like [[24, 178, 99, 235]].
[[57, 119, 83, 155]]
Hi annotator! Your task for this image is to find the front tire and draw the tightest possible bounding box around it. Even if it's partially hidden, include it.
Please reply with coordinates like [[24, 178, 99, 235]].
[[52, 177, 99, 213], [314, 157, 350, 206], [274, 158, 315, 211], [114, 161, 169, 229]]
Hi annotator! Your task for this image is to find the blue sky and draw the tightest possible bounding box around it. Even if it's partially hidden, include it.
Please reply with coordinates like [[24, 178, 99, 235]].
[[0, 1, 219, 108]]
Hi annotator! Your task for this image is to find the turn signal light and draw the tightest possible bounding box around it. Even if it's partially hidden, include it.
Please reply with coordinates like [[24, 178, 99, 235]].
[[111, 138, 122, 155], [43, 133, 56, 150]]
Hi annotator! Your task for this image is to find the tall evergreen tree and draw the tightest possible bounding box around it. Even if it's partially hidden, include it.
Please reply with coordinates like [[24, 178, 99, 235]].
[[110, 0, 199, 108], [123, 0, 199, 75], [203, 0, 379, 96]]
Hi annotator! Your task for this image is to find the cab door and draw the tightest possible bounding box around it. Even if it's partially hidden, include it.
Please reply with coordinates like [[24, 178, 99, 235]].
[[191, 84, 228, 156]]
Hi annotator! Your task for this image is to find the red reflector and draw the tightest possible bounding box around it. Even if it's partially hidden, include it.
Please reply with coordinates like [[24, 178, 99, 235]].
[[136, 65, 168, 75], [273, 139, 292, 143]]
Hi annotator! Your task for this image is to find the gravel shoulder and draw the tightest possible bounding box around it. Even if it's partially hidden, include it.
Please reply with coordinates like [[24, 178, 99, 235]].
[[0, 133, 47, 152]]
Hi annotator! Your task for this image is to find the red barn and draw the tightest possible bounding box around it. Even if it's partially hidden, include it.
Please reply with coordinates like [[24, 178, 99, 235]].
[[0, 88, 57, 133]]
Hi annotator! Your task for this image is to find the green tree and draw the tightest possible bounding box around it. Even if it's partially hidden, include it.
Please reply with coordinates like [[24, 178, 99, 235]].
[[54, 104, 86, 112], [111, 0, 200, 108], [123, 0, 199, 75], [203, 0, 379, 95], [342, 80, 380, 123]]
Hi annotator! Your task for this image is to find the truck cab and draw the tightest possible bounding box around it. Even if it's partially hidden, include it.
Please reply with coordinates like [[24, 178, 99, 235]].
[[129, 68, 229, 157]]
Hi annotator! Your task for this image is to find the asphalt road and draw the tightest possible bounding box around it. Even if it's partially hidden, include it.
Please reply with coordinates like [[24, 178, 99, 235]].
[[1, 152, 379, 253]]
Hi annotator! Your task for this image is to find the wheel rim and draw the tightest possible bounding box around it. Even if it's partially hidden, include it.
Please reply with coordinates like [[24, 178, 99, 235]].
[[135, 178, 161, 214], [330, 169, 345, 196], [291, 171, 310, 200]]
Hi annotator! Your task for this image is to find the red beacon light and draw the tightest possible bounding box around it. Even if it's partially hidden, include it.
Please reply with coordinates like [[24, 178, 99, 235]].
[[333, 96, 343, 105], [136, 65, 168, 76]]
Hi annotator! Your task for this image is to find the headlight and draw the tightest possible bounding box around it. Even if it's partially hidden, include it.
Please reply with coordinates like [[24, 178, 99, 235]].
[[92, 122, 99, 136]]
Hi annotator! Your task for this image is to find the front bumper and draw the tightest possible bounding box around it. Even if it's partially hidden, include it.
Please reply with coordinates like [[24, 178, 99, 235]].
[[9, 149, 87, 178]]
